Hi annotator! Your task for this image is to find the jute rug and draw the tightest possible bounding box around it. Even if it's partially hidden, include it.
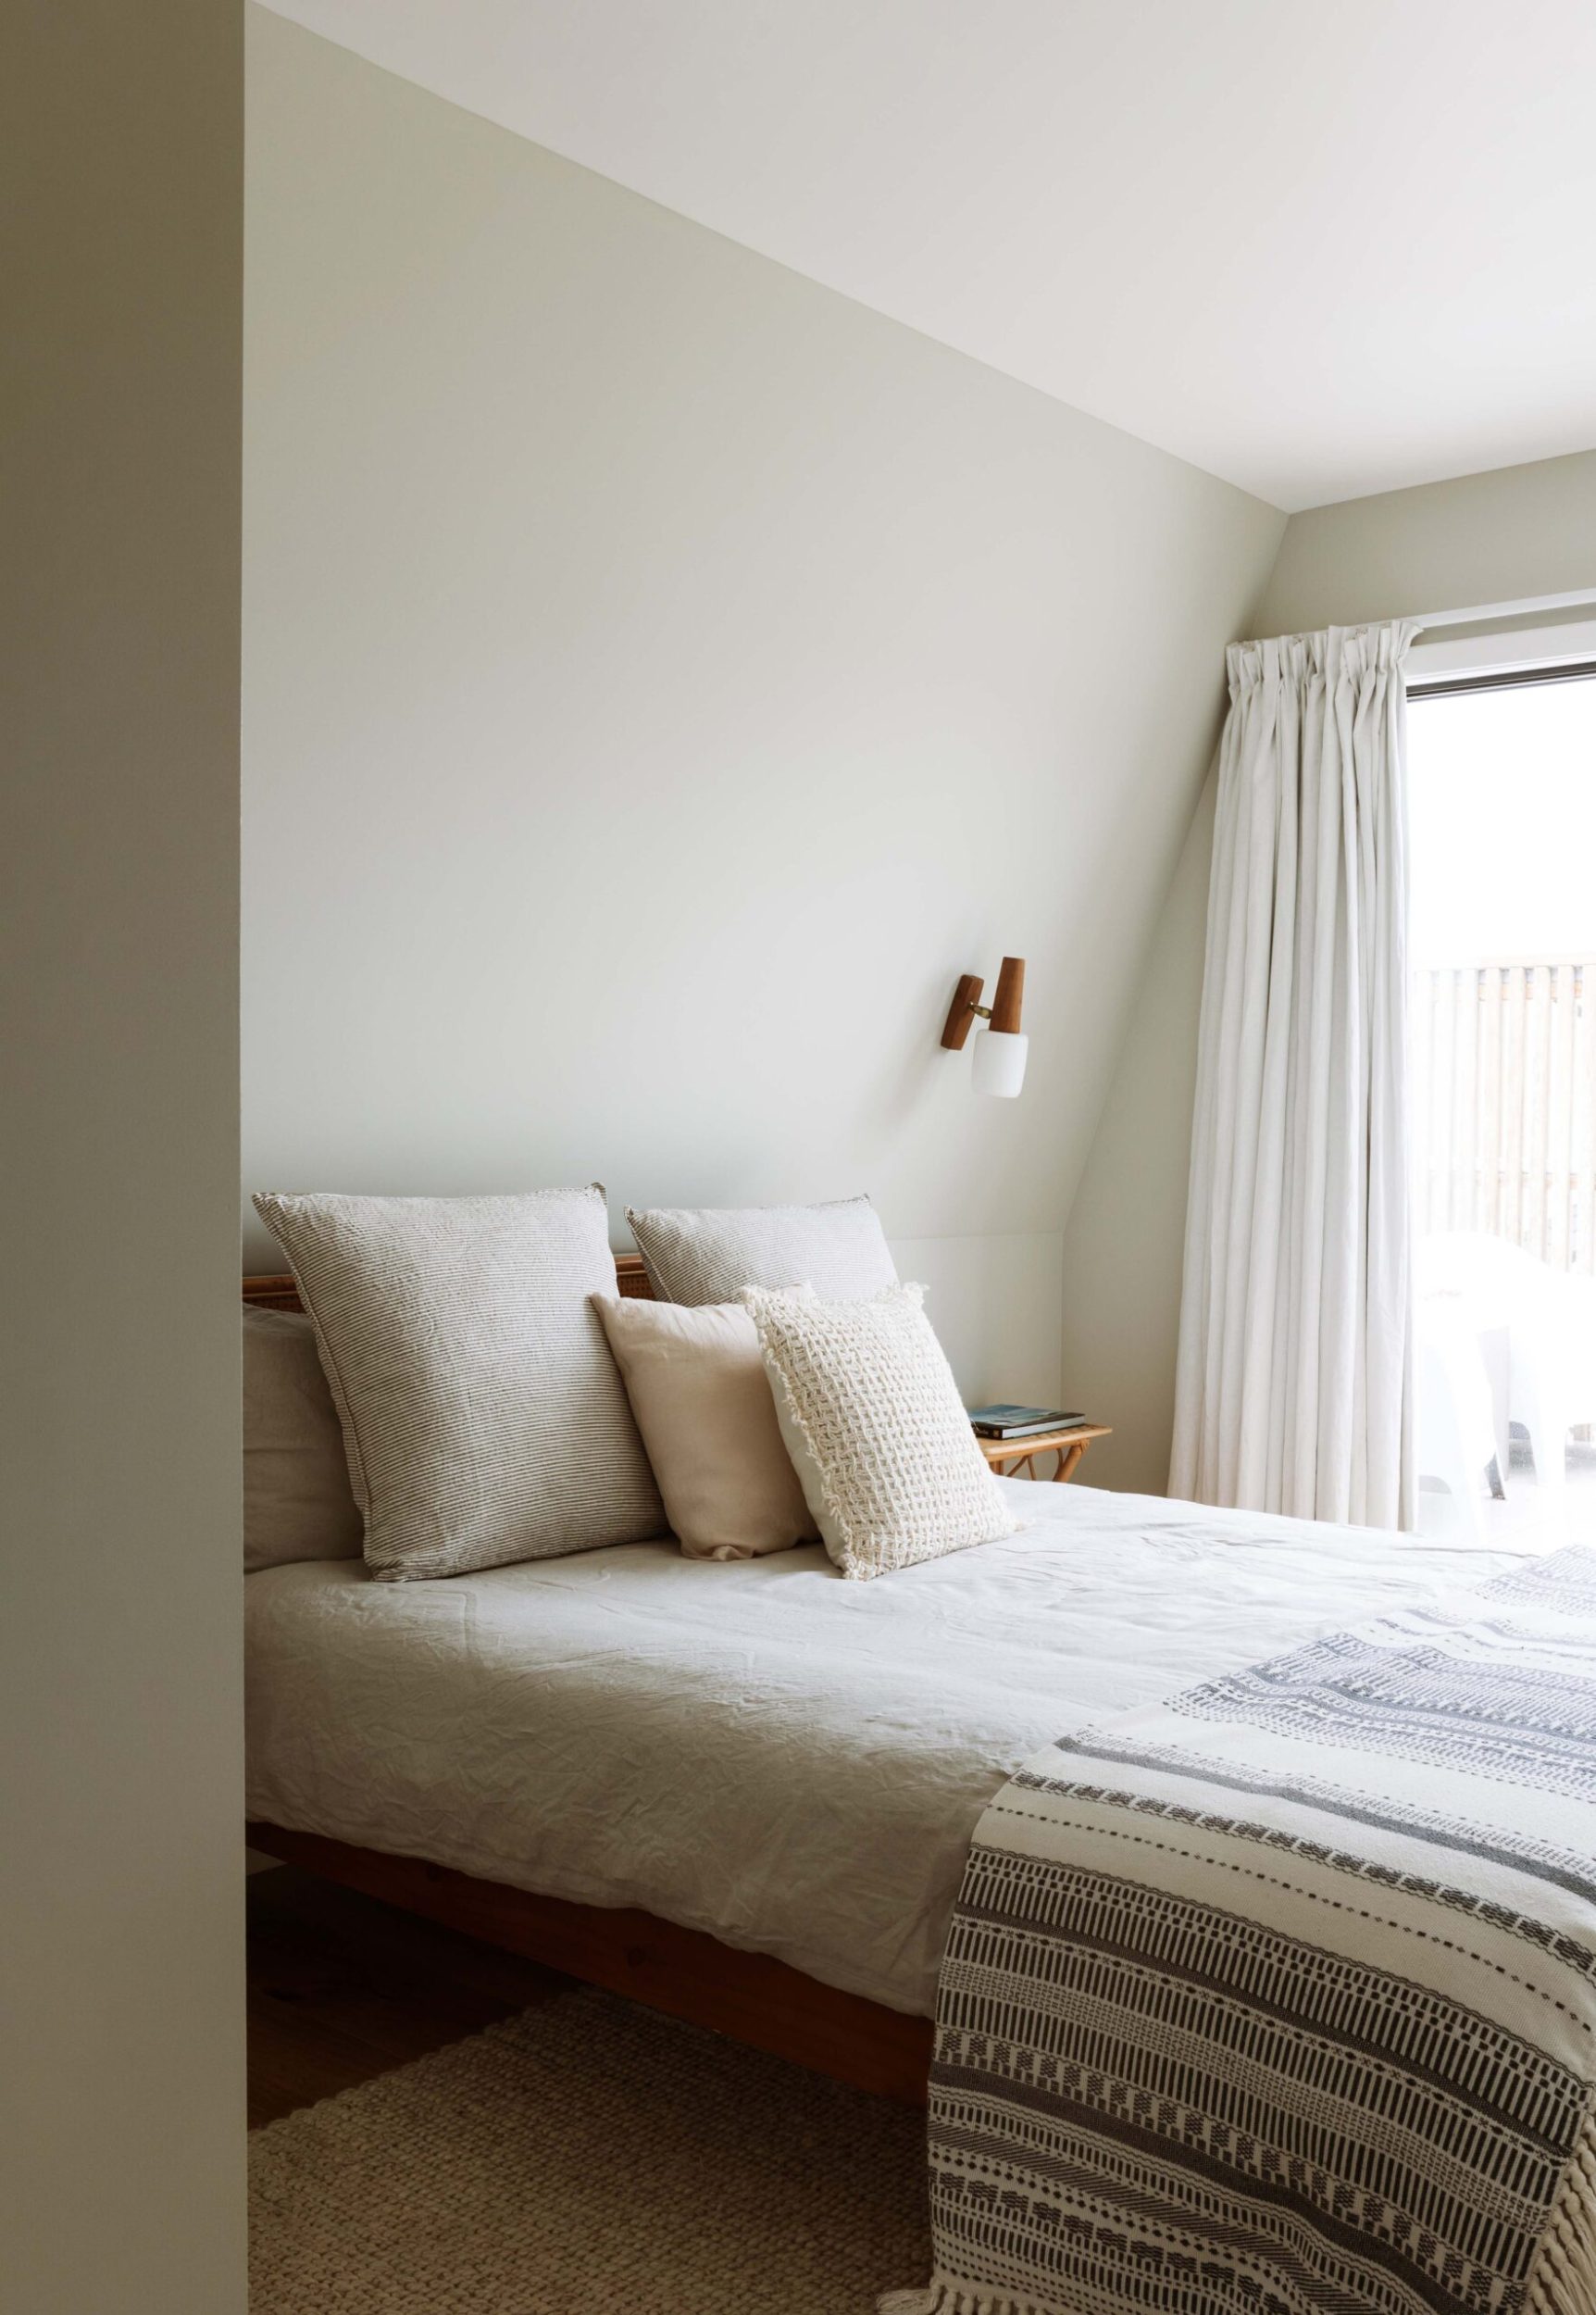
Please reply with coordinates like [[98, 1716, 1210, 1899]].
[[250, 1984, 929, 2313]]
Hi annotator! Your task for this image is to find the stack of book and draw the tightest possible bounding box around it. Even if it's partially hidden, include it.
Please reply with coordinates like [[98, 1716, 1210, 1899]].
[[967, 1404, 1085, 1441]]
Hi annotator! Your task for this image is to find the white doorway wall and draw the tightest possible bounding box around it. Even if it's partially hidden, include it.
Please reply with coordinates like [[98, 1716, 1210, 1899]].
[[2, 6, 246, 2308]]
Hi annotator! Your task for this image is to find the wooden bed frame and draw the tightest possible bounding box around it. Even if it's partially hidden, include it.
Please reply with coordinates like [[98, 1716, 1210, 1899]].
[[243, 1263, 934, 2105]]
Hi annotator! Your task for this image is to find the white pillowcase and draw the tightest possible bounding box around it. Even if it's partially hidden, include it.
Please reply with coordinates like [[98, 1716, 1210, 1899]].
[[625, 1195, 897, 1306], [253, 1186, 664, 1582], [592, 1295, 817, 1560], [243, 1306, 364, 1571], [744, 1283, 1017, 1581]]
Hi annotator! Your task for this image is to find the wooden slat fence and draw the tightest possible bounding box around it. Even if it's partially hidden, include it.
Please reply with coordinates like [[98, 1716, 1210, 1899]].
[[1413, 962, 1596, 1271]]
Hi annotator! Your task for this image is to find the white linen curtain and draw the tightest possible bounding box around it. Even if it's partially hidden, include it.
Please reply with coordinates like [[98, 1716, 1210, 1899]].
[[1170, 620, 1418, 1528]]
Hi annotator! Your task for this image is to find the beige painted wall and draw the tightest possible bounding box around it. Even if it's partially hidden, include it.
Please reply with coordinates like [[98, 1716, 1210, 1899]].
[[0, 7, 244, 2311], [243, 7, 1284, 1406], [1063, 447, 1596, 1494], [1058, 772, 1217, 1494], [1259, 447, 1596, 636]]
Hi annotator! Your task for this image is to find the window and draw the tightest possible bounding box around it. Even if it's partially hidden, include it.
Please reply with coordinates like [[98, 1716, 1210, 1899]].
[[1407, 633, 1596, 1545]]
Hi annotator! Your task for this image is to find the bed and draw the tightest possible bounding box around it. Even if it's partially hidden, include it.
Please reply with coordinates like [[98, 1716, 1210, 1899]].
[[243, 1271, 1520, 2106]]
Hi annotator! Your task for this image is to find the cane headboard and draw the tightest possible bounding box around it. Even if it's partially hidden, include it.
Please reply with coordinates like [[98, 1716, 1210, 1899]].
[[243, 1252, 655, 1312]]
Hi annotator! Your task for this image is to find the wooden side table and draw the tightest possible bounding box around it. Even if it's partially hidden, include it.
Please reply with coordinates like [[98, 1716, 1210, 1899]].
[[976, 1424, 1110, 1483]]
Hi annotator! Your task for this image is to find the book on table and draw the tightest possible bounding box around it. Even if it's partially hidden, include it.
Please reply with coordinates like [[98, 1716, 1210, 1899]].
[[967, 1404, 1085, 1440]]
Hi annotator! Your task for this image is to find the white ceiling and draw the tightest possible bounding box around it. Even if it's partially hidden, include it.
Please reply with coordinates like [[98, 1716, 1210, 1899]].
[[261, 1, 1596, 510]]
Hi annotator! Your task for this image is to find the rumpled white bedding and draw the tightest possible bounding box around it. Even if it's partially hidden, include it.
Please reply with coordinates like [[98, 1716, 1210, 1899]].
[[245, 1479, 1521, 2016]]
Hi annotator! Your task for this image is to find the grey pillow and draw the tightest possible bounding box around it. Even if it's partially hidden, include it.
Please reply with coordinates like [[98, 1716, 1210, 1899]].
[[252, 1186, 665, 1582], [243, 1305, 364, 1572], [626, 1195, 898, 1306]]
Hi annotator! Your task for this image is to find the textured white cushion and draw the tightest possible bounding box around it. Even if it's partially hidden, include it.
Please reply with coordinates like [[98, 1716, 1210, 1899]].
[[253, 1187, 664, 1582], [626, 1195, 897, 1306], [243, 1306, 364, 1571], [744, 1283, 1017, 1581], [592, 1295, 817, 1560]]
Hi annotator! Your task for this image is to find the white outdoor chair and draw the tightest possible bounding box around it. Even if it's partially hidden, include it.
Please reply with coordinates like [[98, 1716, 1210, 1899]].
[[1416, 1231, 1596, 1495], [1414, 1298, 1498, 1543]]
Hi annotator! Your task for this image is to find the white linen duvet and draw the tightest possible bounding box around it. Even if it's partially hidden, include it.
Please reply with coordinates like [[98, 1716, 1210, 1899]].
[[245, 1478, 1520, 2016]]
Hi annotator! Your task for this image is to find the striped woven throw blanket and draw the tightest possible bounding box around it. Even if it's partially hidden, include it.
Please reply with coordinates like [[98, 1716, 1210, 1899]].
[[887, 1546, 1596, 2315]]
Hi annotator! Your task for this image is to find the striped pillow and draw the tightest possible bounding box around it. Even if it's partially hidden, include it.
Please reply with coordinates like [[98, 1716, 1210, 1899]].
[[253, 1186, 664, 1582]]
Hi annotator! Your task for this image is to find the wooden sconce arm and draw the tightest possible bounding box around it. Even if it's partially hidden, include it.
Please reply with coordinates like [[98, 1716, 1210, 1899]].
[[940, 956, 1024, 1050]]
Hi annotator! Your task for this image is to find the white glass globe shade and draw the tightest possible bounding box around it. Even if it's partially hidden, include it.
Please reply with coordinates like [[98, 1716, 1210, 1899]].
[[971, 1026, 1028, 1097]]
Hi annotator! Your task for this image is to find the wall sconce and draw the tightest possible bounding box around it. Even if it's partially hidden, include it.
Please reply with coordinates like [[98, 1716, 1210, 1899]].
[[941, 956, 1028, 1097]]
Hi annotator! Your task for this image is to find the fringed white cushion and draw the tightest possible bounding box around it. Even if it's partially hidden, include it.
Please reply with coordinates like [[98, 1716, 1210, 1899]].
[[744, 1283, 1016, 1581]]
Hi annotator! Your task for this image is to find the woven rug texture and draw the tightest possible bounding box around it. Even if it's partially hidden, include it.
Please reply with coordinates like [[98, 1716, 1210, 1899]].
[[250, 1984, 928, 2313]]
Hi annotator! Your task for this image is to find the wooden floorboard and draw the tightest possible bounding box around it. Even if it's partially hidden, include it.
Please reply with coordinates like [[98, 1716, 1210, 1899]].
[[246, 1865, 576, 2128]]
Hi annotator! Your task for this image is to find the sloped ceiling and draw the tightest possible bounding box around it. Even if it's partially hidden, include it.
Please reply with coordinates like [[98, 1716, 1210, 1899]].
[[260, 0, 1596, 509]]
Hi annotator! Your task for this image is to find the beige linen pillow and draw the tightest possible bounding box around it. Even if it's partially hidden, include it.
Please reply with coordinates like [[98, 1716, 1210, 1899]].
[[626, 1195, 897, 1306], [592, 1295, 817, 1560], [252, 1186, 664, 1582], [743, 1283, 1016, 1581], [243, 1305, 364, 1571]]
